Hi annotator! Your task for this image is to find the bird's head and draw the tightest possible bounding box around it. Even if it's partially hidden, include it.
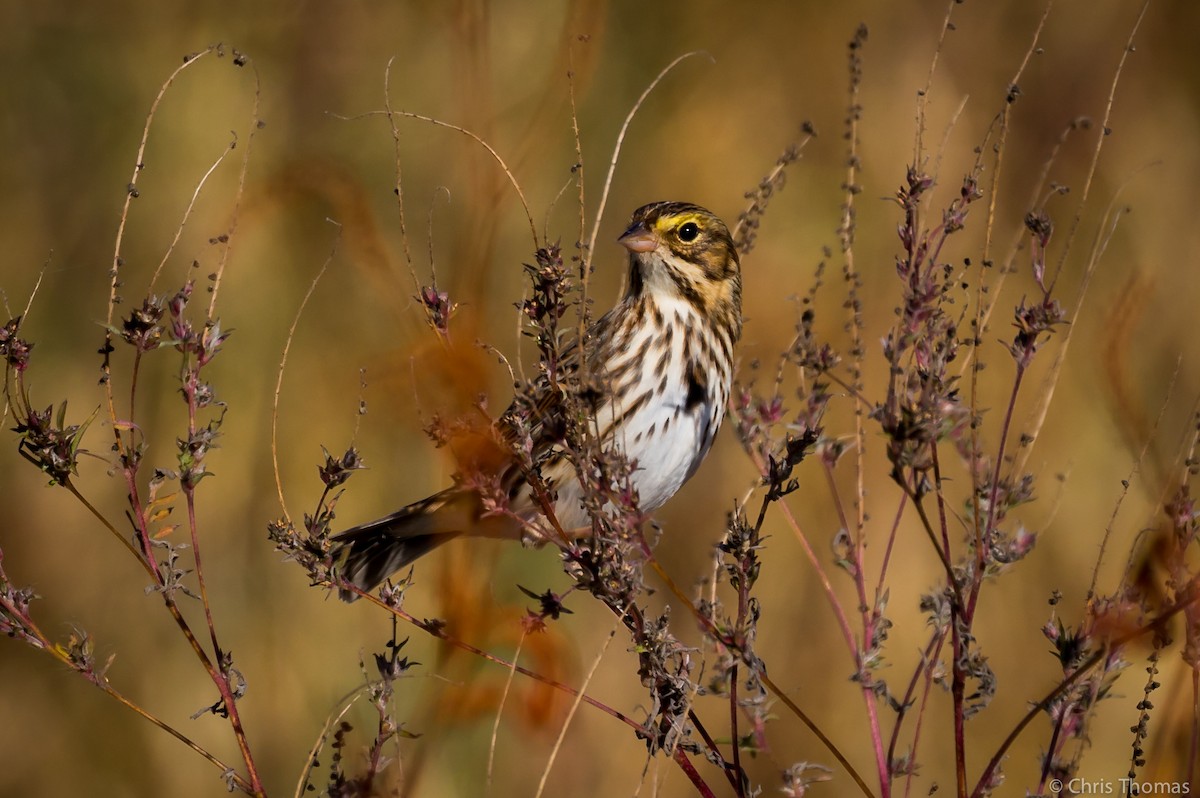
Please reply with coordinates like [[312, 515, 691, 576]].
[[618, 201, 741, 333]]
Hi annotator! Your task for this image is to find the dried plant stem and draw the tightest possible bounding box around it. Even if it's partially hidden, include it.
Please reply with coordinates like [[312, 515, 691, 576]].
[[59, 479, 262, 793], [958, 12, 1050, 631], [730, 134, 812, 247], [64, 479, 146, 565], [295, 691, 361, 798], [271, 231, 340, 521], [973, 590, 1199, 798], [759, 671, 875, 798], [149, 141, 235, 292], [900, 479, 961, 610], [83, 51, 266, 790], [361, 592, 650, 735], [383, 55, 418, 285], [182, 387, 218, 654], [106, 680, 250, 790], [972, 366, 1026, 618], [964, 111, 1083, 385], [533, 616, 620, 798], [339, 107, 538, 250], [566, 59, 592, 373], [179, 393, 260, 797], [585, 51, 710, 262], [728, 662, 744, 798], [485, 630, 527, 797], [876, 493, 908, 596], [912, 0, 958, 164], [207, 58, 261, 319], [834, 30, 893, 788], [673, 748, 717, 798], [0, 586, 250, 792], [1013, 171, 1150, 481], [1047, 0, 1149, 294], [646, 529, 871, 797], [107, 48, 212, 329], [773, 478, 856, 651], [840, 26, 867, 547], [103, 48, 214, 461], [888, 631, 945, 795], [951, 365, 1027, 797], [9, 258, 48, 322], [822, 457, 889, 796]]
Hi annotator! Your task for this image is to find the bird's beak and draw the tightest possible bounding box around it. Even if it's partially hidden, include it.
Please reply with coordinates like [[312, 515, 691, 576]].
[[618, 223, 658, 253]]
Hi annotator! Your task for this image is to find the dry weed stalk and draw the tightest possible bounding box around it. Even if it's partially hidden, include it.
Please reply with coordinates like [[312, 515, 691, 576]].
[[3, 5, 1197, 798]]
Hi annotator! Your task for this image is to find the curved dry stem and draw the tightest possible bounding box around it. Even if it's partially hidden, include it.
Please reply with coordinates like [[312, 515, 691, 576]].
[[2, 262, 49, 429], [645, 529, 871, 796], [65, 481, 154, 574], [207, 57, 262, 319], [912, 0, 959, 165], [383, 55, 418, 288], [271, 225, 341, 522], [1046, 0, 1148, 293], [350, 588, 651, 736], [295, 688, 363, 798], [972, 589, 1200, 798], [418, 186, 455, 340], [731, 134, 814, 254], [104, 47, 215, 457], [485, 629, 526, 798], [335, 107, 538, 251], [17, 258, 49, 323], [585, 51, 712, 262], [1012, 166, 1155, 481], [960, 0, 1053, 372], [150, 140, 236, 293], [759, 671, 876, 798], [104, 683, 252, 793], [927, 94, 971, 201], [533, 615, 620, 798], [566, 56, 592, 377], [107, 47, 214, 328]]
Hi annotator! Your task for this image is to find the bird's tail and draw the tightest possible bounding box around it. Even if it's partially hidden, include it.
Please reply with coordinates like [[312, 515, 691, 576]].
[[330, 489, 476, 602]]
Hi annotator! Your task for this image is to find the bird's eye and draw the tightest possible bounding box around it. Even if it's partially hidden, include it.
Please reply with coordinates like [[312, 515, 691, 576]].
[[677, 221, 700, 242]]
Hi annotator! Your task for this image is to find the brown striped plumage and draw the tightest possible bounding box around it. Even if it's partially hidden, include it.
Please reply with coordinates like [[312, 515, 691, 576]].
[[330, 202, 741, 600]]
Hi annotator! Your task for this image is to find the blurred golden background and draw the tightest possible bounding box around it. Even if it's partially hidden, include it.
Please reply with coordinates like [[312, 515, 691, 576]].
[[2, 1, 1199, 796]]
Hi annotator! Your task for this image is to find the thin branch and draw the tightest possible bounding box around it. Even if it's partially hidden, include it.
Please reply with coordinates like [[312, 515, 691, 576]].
[[104, 47, 215, 460], [1046, 0, 1149, 294], [207, 56, 262, 318], [295, 690, 362, 798], [485, 629, 527, 797], [334, 107, 538, 250], [533, 616, 620, 798], [149, 140, 236, 292], [271, 226, 341, 522], [584, 51, 711, 262], [972, 589, 1200, 798]]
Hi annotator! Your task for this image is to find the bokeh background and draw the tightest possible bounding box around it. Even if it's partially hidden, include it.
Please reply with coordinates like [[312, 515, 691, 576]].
[[2, 1, 1199, 796]]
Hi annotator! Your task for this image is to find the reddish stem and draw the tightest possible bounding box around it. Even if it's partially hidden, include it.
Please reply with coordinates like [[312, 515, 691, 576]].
[[673, 749, 717, 798]]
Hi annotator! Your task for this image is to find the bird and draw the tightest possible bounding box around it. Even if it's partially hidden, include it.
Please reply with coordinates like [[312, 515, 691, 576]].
[[329, 201, 742, 601]]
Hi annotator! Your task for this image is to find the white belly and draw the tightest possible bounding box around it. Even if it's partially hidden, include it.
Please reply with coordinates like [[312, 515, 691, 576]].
[[543, 296, 729, 530]]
